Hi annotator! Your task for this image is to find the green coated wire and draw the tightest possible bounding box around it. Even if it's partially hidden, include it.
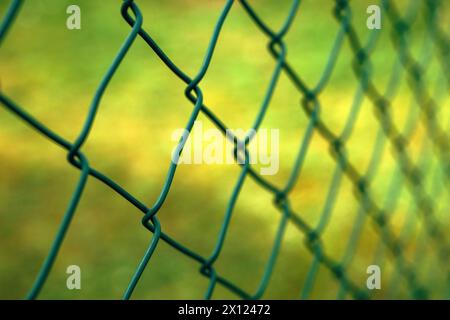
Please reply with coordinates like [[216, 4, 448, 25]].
[[0, 0, 22, 46], [300, 16, 381, 299], [336, 0, 425, 299], [0, 0, 448, 300]]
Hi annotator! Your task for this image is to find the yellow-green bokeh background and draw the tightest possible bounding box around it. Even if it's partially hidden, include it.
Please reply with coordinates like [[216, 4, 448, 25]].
[[0, 0, 449, 299]]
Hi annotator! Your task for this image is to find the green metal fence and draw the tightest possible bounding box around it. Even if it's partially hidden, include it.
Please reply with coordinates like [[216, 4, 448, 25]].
[[0, 0, 449, 299]]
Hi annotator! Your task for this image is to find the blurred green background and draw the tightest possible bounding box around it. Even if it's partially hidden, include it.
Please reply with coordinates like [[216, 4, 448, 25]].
[[0, 0, 449, 299]]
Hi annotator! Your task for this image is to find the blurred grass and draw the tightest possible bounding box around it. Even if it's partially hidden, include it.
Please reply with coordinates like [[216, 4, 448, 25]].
[[0, 0, 449, 299]]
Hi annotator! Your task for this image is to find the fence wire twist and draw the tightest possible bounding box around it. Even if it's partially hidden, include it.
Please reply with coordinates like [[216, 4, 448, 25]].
[[0, 0, 449, 299]]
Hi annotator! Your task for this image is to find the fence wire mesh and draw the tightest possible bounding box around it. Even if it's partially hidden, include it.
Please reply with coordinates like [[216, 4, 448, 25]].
[[0, 0, 449, 299]]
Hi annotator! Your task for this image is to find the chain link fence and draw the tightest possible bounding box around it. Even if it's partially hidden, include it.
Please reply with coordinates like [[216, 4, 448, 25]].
[[0, 0, 449, 299]]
